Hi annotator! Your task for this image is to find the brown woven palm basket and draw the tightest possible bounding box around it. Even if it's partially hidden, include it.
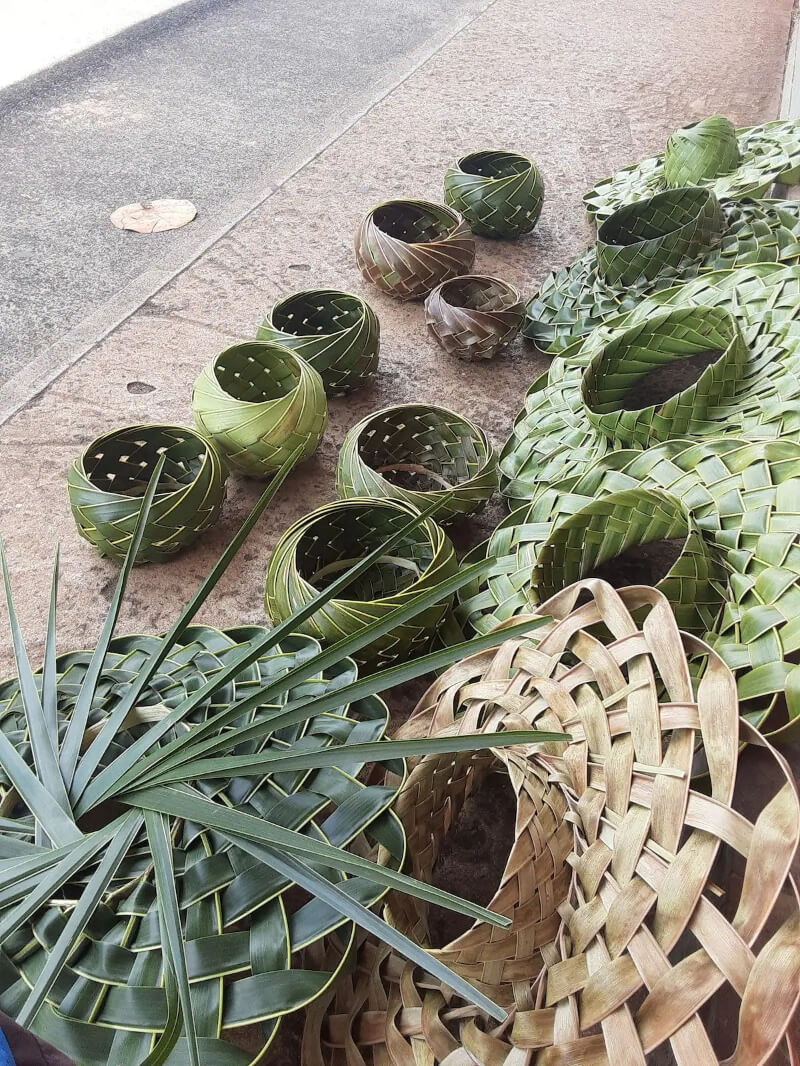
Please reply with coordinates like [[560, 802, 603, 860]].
[[304, 580, 800, 1066]]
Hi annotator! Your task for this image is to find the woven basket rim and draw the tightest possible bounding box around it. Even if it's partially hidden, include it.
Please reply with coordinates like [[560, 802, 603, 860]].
[[78, 422, 218, 498], [596, 185, 717, 249], [348, 401, 493, 468], [269, 288, 369, 337], [278, 496, 446, 608], [366, 198, 465, 242], [210, 340, 306, 405], [433, 273, 523, 312], [454, 148, 535, 176]]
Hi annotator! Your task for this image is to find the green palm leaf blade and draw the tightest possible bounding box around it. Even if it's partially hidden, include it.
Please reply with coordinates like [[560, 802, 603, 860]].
[[144, 810, 200, 1066]]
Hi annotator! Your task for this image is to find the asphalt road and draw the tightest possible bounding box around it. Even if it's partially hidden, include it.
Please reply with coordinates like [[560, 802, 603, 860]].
[[0, 0, 489, 384]]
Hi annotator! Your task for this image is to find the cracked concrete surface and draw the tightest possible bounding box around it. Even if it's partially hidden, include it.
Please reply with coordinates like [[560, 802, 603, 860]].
[[0, 0, 798, 1057]]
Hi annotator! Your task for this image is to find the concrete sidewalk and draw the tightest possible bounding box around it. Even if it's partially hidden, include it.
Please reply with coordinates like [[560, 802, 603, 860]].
[[0, 0, 792, 668]]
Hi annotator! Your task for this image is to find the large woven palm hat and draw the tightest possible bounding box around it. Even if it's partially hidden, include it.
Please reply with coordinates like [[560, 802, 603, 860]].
[[584, 114, 800, 222]]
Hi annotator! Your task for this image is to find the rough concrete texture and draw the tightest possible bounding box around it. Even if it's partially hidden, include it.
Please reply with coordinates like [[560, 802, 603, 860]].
[[0, 0, 798, 1059]]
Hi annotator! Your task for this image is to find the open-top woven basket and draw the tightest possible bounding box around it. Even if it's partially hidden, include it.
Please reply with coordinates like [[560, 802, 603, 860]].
[[67, 423, 227, 564], [584, 114, 800, 222], [257, 289, 380, 394], [424, 274, 525, 360], [264, 497, 457, 669], [443, 149, 545, 239], [336, 404, 498, 523], [502, 264, 800, 509], [354, 199, 475, 301], [192, 340, 327, 477], [524, 189, 800, 353], [304, 580, 800, 1066]]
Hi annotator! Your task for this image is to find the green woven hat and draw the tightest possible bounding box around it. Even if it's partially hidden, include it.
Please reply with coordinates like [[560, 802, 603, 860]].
[[257, 289, 380, 394], [502, 264, 800, 509], [68, 423, 227, 564], [192, 341, 327, 477], [336, 403, 498, 523], [443, 149, 544, 239], [585, 114, 800, 222], [463, 437, 800, 742], [264, 497, 457, 670], [354, 199, 475, 300], [525, 188, 800, 353]]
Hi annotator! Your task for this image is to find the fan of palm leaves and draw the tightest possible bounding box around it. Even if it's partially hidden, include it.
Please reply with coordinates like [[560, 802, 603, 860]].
[[0, 449, 564, 1066]]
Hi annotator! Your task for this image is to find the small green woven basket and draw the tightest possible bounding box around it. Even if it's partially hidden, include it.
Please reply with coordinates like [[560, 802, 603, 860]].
[[257, 289, 380, 394], [354, 199, 475, 301], [424, 274, 525, 360], [192, 341, 327, 477], [264, 497, 457, 670], [336, 403, 498, 523], [67, 423, 227, 564], [444, 149, 544, 239]]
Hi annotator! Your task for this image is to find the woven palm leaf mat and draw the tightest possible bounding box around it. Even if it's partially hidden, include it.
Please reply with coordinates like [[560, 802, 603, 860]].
[[303, 581, 800, 1066], [462, 437, 800, 742], [524, 191, 800, 353], [0, 624, 402, 1064], [584, 115, 800, 223], [501, 264, 800, 511]]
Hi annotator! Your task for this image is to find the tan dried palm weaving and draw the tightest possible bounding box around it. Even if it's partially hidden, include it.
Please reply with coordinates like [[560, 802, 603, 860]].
[[304, 581, 800, 1066]]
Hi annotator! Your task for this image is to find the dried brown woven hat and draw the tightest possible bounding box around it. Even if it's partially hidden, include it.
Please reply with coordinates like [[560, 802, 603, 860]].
[[304, 580, 800, 1066], [354, 199, 475, 301]]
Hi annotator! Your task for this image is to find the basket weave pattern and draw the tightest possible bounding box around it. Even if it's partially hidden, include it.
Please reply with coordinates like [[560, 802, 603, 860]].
[[264, 497, 457, 669], [443, 150, 545, 239], [503, 265, 800, 508], [67, 424, 227, 564], [192, 341, 327, 477], [354, 199, 475, 301], [424, 274, 524, 359], [304, 581, 800, 1066], [584, 115, 800, 222], [257, 289, 380, 394], [524, 194, 800, 353], [336, 403, 498, 523]]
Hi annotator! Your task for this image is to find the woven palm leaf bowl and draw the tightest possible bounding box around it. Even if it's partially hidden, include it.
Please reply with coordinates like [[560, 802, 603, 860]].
[[257, 289, 380, 395], [67, 423, 227, 564], [0, 619, 407, 1066], [264, 497, 457, 670], [192, 340, 327, 477], [336, 404, 498, 523], [304, 580, 800, 1066], [354, 199, 475, 301], [424, 274, 525, 360], [584, 114, 800, 222], [443, 149, 545, 239], [469, 435, 800, 742], [502, 264, 800, 509], [524, 187, 800, 353]]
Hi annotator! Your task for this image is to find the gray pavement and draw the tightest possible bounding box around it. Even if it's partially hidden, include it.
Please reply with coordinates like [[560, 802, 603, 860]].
[[0, 0, 490, 384]]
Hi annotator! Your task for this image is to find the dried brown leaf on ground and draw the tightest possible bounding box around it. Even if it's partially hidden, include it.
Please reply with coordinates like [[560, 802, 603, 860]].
[[110, 197, 197, 232]]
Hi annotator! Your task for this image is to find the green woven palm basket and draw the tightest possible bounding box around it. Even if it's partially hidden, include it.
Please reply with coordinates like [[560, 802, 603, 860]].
[[264, 498, 457, 670], [502, 264, 800, 509], [585, 114, 800, 222], [524, 188, 800, 353], [192, 341, 327, 477], [443, 149, 544, 239], [464, 437, 800, 742], [68, 424, 227, 564], [336, 404, 498, 523], [354, 199, 475, 301], [257, 289, 380, 395]]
